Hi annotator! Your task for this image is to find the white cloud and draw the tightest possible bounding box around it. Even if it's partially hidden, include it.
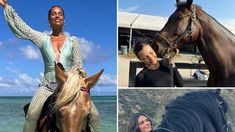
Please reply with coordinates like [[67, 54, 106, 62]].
[[0, 83, 11, 88], [97, 74, 117, 86], [119, 5, 140, 12], [40, 72, 44, 78], [220, 18, 235, 25], [0, 41, 3, 50], [78, 37, 93, 60], [0, 67, 40, 95], [78, 37, 114, 64], [91, 86, 117, 96], [19, 45, 41, 60], [18, 73, 40, 85]]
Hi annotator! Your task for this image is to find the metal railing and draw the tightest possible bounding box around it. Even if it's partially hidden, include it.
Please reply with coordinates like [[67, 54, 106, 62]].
[[129, 61, 208, 87]]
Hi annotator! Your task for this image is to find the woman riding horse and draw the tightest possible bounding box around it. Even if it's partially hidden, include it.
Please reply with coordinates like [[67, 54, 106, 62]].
[[0, 0, 99, 131]]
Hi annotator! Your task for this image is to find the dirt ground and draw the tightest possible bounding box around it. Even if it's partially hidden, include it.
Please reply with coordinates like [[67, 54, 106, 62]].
[[118, 53, 206, 87]]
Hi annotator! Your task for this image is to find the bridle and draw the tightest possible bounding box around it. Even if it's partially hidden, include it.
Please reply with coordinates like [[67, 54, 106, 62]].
[[216, 97, 231, 132], [155, 5, 197, 51], [80, 87, 90, 94]]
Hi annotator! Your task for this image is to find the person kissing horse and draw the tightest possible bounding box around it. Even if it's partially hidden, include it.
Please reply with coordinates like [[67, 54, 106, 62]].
[[153, 0, 235, 86]]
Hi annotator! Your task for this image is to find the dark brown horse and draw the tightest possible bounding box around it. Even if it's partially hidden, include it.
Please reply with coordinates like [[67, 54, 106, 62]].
[[155, 90, 233, 132], [153, 0, 235, 86], [36, 63, 104, 132]]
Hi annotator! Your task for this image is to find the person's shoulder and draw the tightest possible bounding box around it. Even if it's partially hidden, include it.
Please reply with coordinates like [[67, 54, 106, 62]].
[[68, 35, 79, 45], [70, 35, 78, 40], [136, 68, 147, 78]]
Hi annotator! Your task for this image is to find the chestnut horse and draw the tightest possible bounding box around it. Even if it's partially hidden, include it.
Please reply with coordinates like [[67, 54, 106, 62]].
[[153, 0, 235, 86], [36, 63, 104, 132], [155, 90, 233, 132]]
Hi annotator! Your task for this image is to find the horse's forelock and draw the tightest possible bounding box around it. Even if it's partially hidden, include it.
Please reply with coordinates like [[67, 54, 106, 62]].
[[54, 70, 83, 111], [176, 0, 193, 8]]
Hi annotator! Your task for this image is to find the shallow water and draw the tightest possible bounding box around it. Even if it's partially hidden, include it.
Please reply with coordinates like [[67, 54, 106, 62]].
[[0, 96, 116, 132]]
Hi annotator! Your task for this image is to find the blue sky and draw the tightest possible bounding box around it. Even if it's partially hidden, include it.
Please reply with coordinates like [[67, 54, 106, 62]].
[[119, 0, 235, 24], [0, 1, 117, 96]]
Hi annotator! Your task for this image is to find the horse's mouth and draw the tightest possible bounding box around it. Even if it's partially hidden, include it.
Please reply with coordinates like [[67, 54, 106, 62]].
[[153, 33, 174, 58], [157, 47, 169, 58]]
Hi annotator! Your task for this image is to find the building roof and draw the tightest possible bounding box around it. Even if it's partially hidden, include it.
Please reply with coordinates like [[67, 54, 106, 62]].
[[118, 11, 168, 31], [118, 11, 235, 34]]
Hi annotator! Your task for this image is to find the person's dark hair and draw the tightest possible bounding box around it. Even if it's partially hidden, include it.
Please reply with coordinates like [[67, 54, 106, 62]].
[[133, 41, 159, 57], [151, 43, 159, 55], [126, 113, 153, 132], [48, 5, 65, 19], [133, 41, 151, 56]]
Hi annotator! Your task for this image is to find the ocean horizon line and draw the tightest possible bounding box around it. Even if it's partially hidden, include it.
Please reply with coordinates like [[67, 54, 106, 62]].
[[0, 95, 117, 98]]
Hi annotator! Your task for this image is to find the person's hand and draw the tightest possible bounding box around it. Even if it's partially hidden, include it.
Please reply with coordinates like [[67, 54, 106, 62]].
[[168, 48, 179, 67], [0, 0, 8, 8]]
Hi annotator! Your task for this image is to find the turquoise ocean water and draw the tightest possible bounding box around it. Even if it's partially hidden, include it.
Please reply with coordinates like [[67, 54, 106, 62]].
[[0, 96, 116, 132]]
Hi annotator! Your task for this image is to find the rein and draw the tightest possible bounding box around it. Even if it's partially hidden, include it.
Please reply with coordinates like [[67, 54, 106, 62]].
[[155, 5, 197, 50], [216, 97, 231, 132]]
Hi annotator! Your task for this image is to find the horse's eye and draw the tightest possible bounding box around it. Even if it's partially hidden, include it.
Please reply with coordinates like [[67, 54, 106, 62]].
[[175, 15, 183, 21]]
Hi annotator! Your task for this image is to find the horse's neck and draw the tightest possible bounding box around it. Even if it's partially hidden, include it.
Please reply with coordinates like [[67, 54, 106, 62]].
[[196, 8, 235, 76]]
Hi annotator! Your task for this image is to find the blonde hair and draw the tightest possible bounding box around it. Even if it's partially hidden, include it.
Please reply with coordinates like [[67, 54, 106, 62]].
[[53, 67, 87, 111]]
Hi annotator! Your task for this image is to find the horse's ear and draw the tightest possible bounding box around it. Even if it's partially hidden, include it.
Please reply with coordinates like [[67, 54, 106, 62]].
[[176, 0, 193, 7], [84, 69, 104, 89], [54, 61, 68, 85], [188, 0, 193, 5]]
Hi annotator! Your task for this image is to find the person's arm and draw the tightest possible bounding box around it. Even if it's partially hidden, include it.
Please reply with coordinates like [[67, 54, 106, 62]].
[[71, 37, 86, 74], [173, 67, 184, 87], [135, 73, 145, 87], [3, 4, 45, 47], [0, 0, 7, 8], [168, 49, 179, 63]]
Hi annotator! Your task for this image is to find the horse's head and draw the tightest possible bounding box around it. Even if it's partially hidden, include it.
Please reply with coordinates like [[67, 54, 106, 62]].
[[156, 90, 232, 132], [153, 0, 201, 57], [54, 62, 104, 131]]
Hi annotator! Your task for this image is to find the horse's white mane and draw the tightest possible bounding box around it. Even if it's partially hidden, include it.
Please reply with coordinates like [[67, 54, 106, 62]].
[[53, 67, 87, 111]]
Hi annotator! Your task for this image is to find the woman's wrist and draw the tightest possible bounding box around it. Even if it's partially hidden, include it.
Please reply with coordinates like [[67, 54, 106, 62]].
[[2, 2, 8, 9]]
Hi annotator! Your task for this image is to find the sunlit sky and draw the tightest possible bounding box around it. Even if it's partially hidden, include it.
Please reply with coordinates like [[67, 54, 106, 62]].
[[119, 0, 235, 24], [0, 0, 117, 96]]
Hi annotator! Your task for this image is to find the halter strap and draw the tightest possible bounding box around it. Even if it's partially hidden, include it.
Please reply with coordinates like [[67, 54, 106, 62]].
[[155, 5, 197, 50], [80, 87, 90, 94], [174, 5, 196, 44], [215, 97, 231, 132]]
